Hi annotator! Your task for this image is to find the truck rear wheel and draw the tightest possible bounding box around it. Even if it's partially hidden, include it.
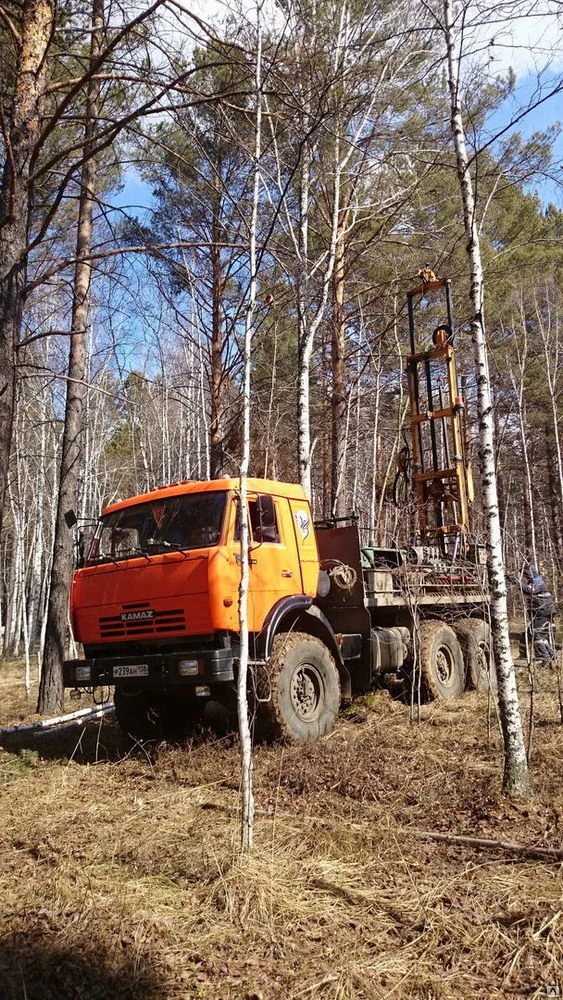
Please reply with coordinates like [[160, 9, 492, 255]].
[[455, 619, 496, 692], [256, 632, 340, 743], [418, 621, 465, 700]]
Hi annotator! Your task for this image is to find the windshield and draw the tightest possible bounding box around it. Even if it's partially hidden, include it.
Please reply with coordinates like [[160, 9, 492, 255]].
[[87, 491, 227, 563]]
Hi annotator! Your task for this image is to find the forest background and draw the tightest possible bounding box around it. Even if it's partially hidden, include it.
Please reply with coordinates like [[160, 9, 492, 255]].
[[0, 0, 562, 686]]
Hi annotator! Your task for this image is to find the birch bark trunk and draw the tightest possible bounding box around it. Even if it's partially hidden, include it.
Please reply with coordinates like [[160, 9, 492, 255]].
[[210, 177, 225, 478], [38, 0, 104, 714], [27, 376, 48, 647], [536, 292, 563, 561], [297, 144, 313, 497], [544, 423, 563, 560], [443, 0, 531, 797], [331, 217, 348, 518], [506, 318, 536, 560], [297, 138, 342, 499], [237, 3, 263, 853]]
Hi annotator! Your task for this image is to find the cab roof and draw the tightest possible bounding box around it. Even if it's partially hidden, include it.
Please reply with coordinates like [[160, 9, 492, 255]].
[[101, 478, 309, 516]]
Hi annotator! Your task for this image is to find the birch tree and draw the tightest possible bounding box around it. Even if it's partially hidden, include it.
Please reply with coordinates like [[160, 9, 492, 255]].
[[237, 3, 264, 854], [535, 283, 563, 563], [442, 0, 530, 797]]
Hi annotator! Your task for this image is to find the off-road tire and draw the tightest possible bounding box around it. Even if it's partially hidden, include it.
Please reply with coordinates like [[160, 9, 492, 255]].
[[255, 632, 340, 743], [417, 620, 465, 701], [455, 618, 497, 692]]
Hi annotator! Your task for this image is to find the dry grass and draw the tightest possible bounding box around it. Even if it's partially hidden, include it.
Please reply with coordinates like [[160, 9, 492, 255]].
[[0, 665, 562, 999], [0, 658, 101, 727]]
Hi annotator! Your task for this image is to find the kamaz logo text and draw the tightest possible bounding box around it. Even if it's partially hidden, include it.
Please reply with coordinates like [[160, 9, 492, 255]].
[[120, 610, 155, 621]]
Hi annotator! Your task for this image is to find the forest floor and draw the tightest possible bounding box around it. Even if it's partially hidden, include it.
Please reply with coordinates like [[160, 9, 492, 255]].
[[0, 660, 562, 1000]]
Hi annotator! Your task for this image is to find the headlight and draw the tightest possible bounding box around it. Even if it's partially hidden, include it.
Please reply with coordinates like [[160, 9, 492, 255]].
[[178, 659, 200, 676], [75, 665, 92, 683]]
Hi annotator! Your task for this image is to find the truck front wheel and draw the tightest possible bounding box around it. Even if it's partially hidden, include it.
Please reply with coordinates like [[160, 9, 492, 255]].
[[417, 621, 465, 700], [256, 632, 340, 743]]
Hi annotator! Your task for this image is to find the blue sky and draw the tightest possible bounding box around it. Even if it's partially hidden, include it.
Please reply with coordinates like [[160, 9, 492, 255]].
[[482, 72, 562, 208], [468, 3, 562, 206], [112, 2, 563, 215]]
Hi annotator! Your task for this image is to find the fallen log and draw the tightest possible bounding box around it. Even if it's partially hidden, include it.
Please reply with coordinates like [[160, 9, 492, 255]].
[[0, 703, 114, 738]]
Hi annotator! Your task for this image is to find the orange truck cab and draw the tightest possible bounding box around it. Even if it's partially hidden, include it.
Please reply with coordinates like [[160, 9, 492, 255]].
[[63, 478, 362, 740]]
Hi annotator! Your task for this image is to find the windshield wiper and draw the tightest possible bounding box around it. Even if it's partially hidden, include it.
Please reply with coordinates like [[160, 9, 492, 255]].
[[130, 546, 150, 560], [147, 537, 190, 556], [96, 546, 150, 563]]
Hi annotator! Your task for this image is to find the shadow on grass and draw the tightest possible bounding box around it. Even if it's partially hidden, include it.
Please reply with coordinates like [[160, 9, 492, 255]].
[[0, 935, 164, 1000], [0, 716, 134, 763], [0, 711, 237, 766]]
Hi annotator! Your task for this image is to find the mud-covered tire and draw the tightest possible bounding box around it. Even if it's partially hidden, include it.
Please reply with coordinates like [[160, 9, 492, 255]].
[[255, 632, 341, 743], [455, 619, 497, 692], [418, 621, 465, 700]]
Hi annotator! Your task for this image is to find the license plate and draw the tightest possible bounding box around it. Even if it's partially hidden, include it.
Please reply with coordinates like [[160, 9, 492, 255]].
[[113, 663, 149, 678]]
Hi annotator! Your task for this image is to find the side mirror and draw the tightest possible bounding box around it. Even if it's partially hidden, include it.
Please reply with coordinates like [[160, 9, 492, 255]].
[[64, 510, 78, 529]]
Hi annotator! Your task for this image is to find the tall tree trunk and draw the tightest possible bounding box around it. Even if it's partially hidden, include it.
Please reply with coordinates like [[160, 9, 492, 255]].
[[237, 6, 262, 854], [443, 0, 530, 798], [0, 0, 55, 535], [492, 399, 508, 544], [518, 399, 536, 559], [331, 222, 348, 517], [38, 0, 103, 713], [297, 136, 342, 501], [506, 328, 536, 560], [369, 340, 383, 543], [27, 373, 48, 646], [537, 291, 563, 563], [297, 143, 313, 497], [544, 421, 563, 562], [210, 177, 224, 478]]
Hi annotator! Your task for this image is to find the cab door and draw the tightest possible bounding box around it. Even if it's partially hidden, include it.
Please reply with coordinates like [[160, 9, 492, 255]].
[[245, 493, 302, 632], [288, 498, 319, 597]]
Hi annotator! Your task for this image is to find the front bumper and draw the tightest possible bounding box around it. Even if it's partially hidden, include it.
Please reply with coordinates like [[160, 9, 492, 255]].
[[63, 647, 235, 689]]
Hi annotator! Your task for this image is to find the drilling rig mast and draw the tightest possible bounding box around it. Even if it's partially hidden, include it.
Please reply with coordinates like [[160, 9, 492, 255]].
[[405, 277, 474, 559]]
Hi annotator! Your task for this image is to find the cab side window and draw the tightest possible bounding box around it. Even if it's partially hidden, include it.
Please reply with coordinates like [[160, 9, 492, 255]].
[[249, 497, 280, 544]]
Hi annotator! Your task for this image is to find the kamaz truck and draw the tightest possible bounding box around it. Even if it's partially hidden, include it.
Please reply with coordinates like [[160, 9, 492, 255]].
[[63, 279, 493, 741]]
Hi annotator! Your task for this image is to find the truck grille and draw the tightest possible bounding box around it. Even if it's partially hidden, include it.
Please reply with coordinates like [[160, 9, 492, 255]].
[[99, 609, 185, 639]]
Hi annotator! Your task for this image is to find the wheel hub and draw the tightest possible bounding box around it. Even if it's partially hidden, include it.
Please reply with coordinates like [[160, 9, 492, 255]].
[[290, 664, 323, 721], [436, 647, 453, 685], [476, 642, 489, 676]]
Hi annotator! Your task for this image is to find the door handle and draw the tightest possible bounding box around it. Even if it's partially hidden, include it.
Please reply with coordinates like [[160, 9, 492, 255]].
[[281, 570, 293, 578]]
